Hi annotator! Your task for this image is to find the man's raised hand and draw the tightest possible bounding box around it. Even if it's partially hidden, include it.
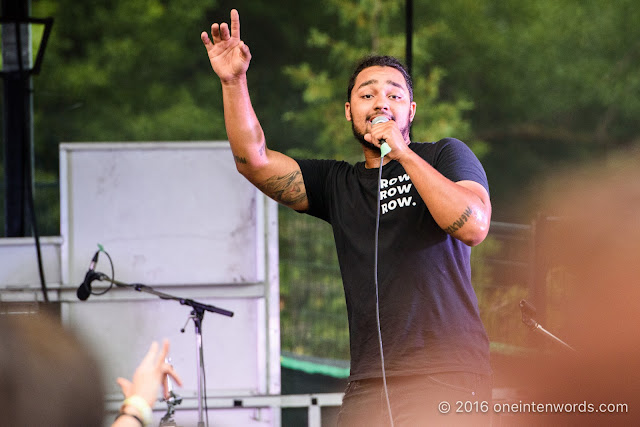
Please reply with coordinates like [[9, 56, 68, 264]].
[[201, 9, 251, 83]]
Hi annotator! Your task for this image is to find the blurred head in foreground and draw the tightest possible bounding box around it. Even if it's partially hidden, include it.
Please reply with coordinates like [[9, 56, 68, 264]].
[[514, 147, 640, 425], [0, 311, 104, 426]]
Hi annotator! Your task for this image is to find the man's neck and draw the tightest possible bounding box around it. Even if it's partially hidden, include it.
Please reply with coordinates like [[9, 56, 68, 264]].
[[363, 153, 392, 169], [362, 140, 412, 169]]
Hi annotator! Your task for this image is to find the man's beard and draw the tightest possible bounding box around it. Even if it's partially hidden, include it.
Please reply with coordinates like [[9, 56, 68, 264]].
[[351, 117, 412, 152]]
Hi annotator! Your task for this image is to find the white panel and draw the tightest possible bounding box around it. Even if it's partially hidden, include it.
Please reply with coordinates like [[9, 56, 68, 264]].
[[59, 142, 264, 287], [0, 237, 62, 289], [266, 200, 282, 395], [64, 297, 264, 397], [50, 141, 280, 426]]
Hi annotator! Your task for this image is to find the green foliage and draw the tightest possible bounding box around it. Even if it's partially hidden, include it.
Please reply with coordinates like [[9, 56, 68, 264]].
[[24, 0, 640, 219], [282, 0, 479, 162], [417, 0, 640, 220], [32, 0, 226, 172]]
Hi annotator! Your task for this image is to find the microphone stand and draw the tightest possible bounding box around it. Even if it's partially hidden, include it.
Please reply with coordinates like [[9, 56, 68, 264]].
[[90, 272, 234, 427], [159, 361, 183, 427], [519, 299, 575, 352]]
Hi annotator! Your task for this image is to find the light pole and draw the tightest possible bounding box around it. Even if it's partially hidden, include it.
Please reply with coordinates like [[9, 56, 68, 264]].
[[1, 0, 52, 237]]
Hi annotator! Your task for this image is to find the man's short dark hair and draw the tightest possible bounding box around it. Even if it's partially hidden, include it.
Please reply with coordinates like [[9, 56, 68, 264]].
[[347, 55, 413, 102]]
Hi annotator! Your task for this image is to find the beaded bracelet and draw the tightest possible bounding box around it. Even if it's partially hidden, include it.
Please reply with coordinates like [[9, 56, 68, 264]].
[[120, 395, 152, 426]]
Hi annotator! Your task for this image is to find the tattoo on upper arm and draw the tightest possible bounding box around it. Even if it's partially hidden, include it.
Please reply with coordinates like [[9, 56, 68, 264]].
[[234, 155, 248, 164], [445, 206, 473, 234], [258, 143, 266, 157], [259, 171, 307, 206]]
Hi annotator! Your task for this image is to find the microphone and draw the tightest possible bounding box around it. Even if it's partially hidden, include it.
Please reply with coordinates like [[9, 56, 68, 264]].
[[519, 299, 537, 317], [371, 116, 392, 157], [76, 251, 100, 301]]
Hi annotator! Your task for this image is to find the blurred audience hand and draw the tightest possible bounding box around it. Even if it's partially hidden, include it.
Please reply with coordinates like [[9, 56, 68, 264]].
[[116, 340, 183, 406]]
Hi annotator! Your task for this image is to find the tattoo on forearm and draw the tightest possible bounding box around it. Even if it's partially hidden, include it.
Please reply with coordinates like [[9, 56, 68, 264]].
[[445, 206, 473, 234], [234, 155, 248, 164], [259, 171, 307, 206]]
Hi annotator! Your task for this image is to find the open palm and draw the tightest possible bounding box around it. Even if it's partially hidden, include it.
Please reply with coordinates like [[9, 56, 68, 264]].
[[201, 9, 251, 82]]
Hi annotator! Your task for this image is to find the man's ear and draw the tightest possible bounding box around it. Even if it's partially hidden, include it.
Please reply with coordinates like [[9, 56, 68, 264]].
[[345, 102, 352, 121], [410, 102, 417, 122]]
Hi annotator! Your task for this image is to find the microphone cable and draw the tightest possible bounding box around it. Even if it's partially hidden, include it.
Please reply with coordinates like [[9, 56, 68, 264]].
[[92, 244, 115, 296], [374, 154, 395, 427], [84, 245, 115, 299]]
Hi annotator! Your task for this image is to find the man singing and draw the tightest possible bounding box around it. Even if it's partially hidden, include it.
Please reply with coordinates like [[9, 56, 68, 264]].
[[202, 9, 492, 426]]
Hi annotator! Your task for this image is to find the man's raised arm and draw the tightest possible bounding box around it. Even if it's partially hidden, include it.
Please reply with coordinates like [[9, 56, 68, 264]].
[[201, 9, 308, 211]]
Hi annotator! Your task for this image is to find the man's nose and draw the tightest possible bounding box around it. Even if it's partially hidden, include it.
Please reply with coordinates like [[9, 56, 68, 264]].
[[374, 97, 389, 111]]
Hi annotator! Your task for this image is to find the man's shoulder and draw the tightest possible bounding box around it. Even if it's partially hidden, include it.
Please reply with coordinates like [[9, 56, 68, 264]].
[[411, 138, 468, 151], [411, 138, 479, 162]]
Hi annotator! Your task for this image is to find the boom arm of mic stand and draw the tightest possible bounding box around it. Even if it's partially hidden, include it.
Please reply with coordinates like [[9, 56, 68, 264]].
[[519, 300, 575, 352], [94, 273, 234, 317]]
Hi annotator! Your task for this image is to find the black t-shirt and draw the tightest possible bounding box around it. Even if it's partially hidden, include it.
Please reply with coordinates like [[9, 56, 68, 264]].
[[296, 139, 492, 380]]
